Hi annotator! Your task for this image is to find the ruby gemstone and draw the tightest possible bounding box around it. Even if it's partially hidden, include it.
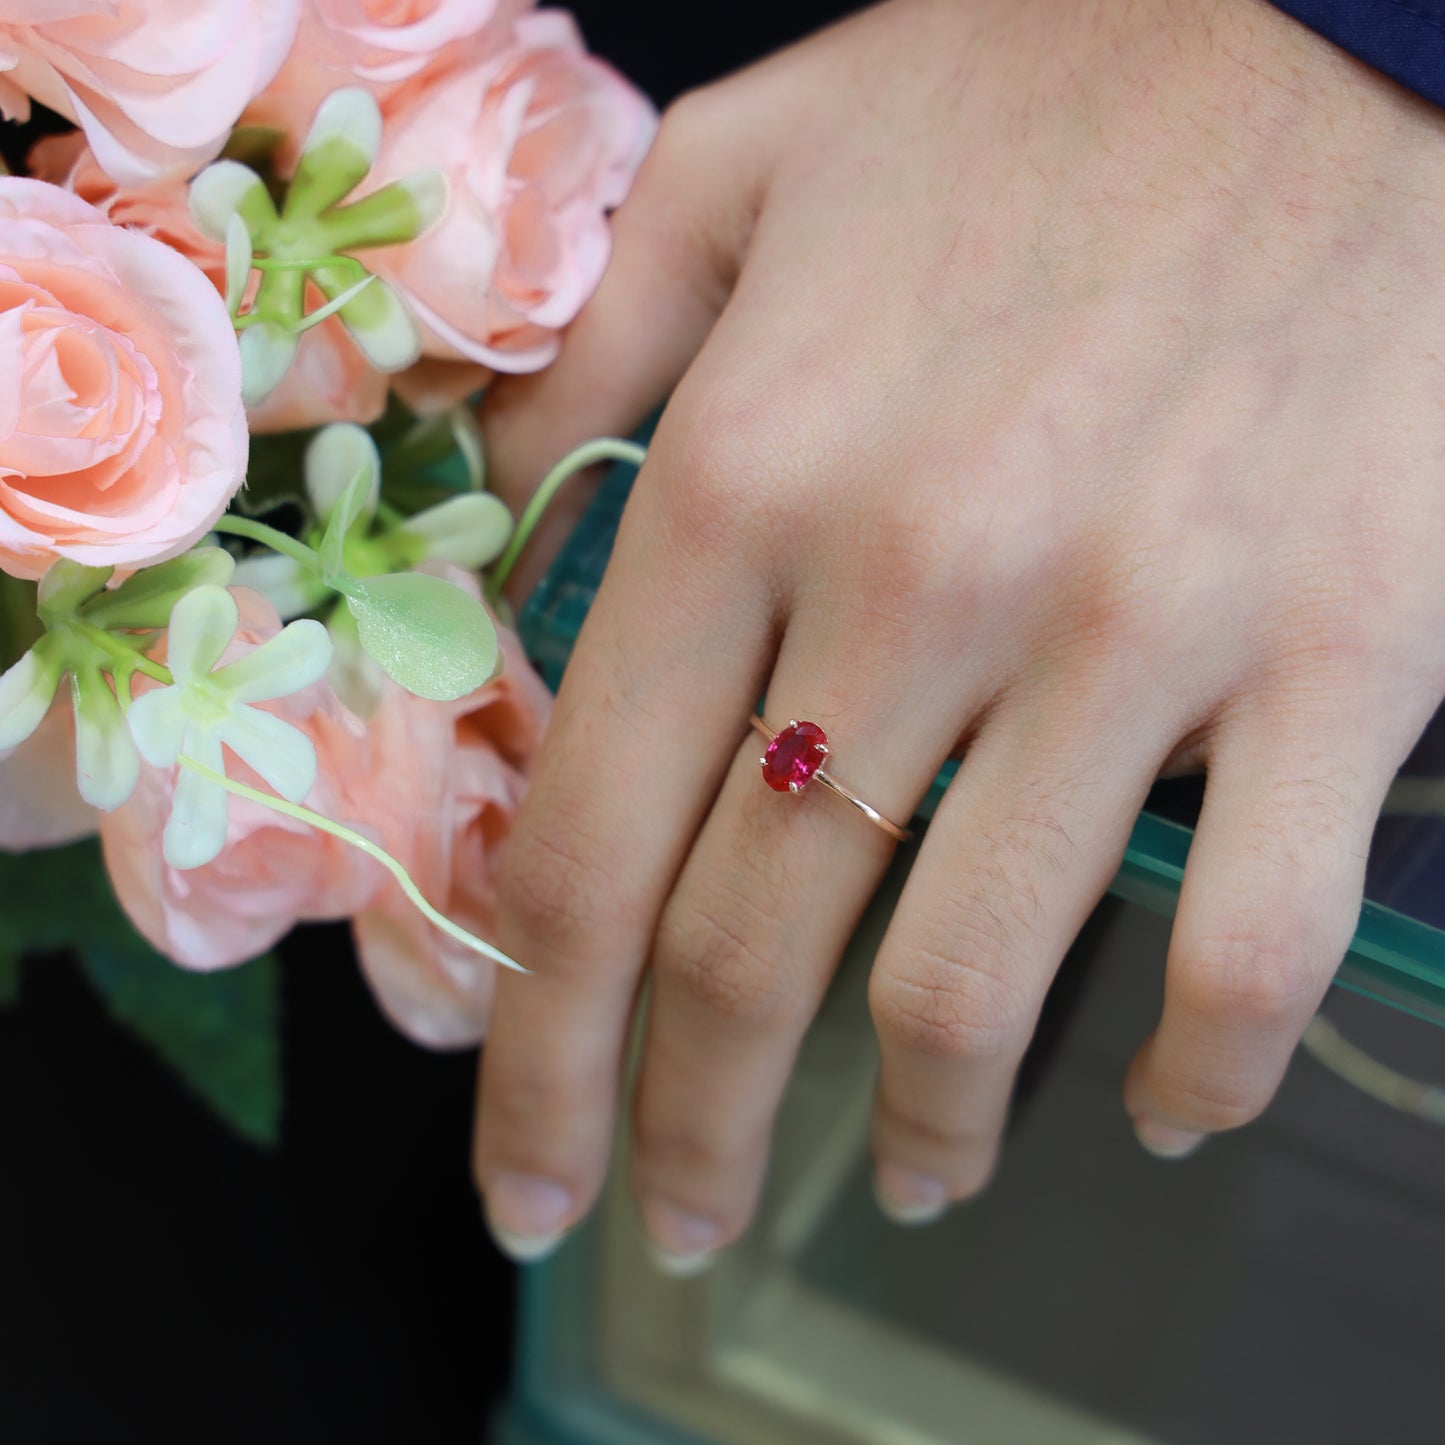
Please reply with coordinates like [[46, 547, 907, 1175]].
[[762, 720, 829, 793]]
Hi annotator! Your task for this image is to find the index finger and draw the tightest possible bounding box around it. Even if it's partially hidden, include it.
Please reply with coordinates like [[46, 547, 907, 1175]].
[[473, 430, 777, 1260]]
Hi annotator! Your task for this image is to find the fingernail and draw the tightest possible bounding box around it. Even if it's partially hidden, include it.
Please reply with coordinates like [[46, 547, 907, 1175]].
[[1134, 1119, 1205, 1160], [874, 1163, 950, 1226], [484, 1172, 573, 1264], [643, 1199, 720, 1276]]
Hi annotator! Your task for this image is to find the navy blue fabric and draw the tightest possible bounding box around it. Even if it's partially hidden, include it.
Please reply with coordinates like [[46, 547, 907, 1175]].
[[1267, 0, 1445, 109]]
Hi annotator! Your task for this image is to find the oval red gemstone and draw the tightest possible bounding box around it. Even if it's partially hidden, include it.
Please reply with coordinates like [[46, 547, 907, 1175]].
[[762, 720, 829, 793]]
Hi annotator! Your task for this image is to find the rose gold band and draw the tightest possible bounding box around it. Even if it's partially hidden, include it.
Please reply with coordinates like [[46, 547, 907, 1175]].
[[750, 714, 913, 842]]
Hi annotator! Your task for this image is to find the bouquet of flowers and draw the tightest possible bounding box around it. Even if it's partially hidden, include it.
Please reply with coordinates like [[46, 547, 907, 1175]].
[[0, 0, 654, 1140]]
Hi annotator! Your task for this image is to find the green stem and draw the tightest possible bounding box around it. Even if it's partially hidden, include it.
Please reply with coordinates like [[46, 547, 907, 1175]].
[[75, 623, 171, 685], [485, 438, 647, 605], [177, 757, 529, 975], [213, 514, 323, 572], [253, 254, 366, 279]]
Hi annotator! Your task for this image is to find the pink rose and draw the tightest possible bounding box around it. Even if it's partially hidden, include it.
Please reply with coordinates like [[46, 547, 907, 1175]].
[[99, 588, 381, 969], [303, 0, 524, 83], [0, 0, 301, 185], [246, 0, 529, 171], [363, 10, 655, 371], [0, 177, 247, 580], [98, 576, 552, 1050], [351, 596, 552, 1047], [0, 699, 97, 850], [27, 132, 387, 436]]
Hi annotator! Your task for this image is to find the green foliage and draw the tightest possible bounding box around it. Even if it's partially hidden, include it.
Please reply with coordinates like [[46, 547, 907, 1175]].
[[0, 571, 42, 670], [80, 945, 281, 1149], [237, 428, 317, 516], [346, 569, 499, 700], [0, 841, 282, 1147]]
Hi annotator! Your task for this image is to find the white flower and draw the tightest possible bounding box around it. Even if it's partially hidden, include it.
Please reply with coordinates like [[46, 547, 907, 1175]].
[[127, 586, 332, 869], [232, 422, 511, 718]]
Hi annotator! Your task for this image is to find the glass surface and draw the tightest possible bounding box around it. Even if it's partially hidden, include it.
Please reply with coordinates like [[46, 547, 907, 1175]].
[[517, 451, 1445, 1027], [502, 879, 1445, 1445], [788, 910, 1445, 1445]]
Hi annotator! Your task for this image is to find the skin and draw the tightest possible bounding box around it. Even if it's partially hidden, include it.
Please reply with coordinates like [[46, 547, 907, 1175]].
[[473, 0, 1445, 1264]]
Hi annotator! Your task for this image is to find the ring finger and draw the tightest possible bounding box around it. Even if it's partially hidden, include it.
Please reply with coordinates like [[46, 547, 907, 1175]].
[[629, 598, 978, 1269]]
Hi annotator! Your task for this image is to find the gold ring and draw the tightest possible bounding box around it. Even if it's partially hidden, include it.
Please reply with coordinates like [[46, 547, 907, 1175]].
[[751, 715, 912, 842]]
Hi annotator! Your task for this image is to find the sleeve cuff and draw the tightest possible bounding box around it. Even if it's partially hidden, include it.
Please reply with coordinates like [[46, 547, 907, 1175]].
[[1266, 0, 1445, 110]]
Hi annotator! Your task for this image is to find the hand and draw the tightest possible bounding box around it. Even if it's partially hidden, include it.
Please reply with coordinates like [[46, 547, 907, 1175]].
[[472, 0, 1445, 1264]]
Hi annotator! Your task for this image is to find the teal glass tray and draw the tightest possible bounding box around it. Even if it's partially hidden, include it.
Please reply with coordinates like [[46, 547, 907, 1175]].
[[516, 453, 1445, 1028]]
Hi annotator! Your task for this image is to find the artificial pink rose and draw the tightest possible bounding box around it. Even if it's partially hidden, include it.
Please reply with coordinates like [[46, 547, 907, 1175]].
[[0, 177, 247, 581], [0, 699, 97, 851], [244, 313, 393, 433], [351, 592, 551, 1046], [0, 0, 300, 185], [99, 588, 382, 969], [363, 10, 656, 371], [245, 0, 529, 171], [27, 132, 388, 436], [310, 0, 522, 81]]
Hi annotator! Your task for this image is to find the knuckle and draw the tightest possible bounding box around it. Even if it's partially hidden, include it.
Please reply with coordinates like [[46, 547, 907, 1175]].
[[1062, 548, 1169, 655], [481, 1069, 579, 1154], [652, 384, 798, 566], [474, 1079, 604, 1196], [655, 885, 794, 1030], [874, 1091, 996, 1160], [652, 86, 727, 166], [680, 370, 794, 486], [632, 86, 746, 315], [1147, 1067, 1271, 1133], [631, 1111, 732, 1184], [858, 502, 978, 623], [499, 824, 632, 965], [870, 951, 1027, 1064], [1175, 928, 1323, 1034]]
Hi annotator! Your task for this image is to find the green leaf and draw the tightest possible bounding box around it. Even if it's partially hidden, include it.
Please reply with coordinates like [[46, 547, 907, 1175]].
[[239, 321, 300, 408], [37, 560, 112, 626], [307, 424, 381, 529], [346, 570, 499, 701], [399, 492, 513, 570], [0, 571, 43, 670], [319, 171, 446, 250], [82, 548, 236, 630], [0, 641, 64, 752], [320, 465, 375, 581], [0, 840, 112, 956], [0, 840, 283, 1147], [287, 88, 381, 218], [188, 160, 278, 246], [314, 264, 419, 373], [80, 945, 282, 1149], [225, 212, 253, 315]]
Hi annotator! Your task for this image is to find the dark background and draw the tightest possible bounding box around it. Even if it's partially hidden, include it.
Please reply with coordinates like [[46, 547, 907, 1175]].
[[0, 5, 863, 1444]]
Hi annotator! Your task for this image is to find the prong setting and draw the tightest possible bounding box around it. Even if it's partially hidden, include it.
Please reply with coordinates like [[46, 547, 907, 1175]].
[[759, 718, 830, 794]]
